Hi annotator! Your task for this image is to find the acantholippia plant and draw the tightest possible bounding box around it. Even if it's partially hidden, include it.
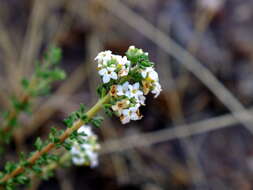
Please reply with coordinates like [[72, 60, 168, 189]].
[[0, 46, 66, 149], [0, 46, 162, 189]]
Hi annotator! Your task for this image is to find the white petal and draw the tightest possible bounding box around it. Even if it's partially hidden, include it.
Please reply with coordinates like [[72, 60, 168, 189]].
[[125, 91, 132, 98], [128, 85, 133, 91], [122, 109, 130, 116], [137, 90, 143, 96], [103, 75, 110, 83], [129, 106, 138, 112], [123, 82, 130, 89], [72, 156, 85, 165], [108, 67, 116, 71], [139, 95, 146, 105], [111, 105, 118, 111], [110, 72, 118, 80], [71, 146, 80, 155], [130, 112, 139, 120], [149, 70, 158, 81], [98, 68, 107, 76], [133, 82, 140, 89], [141, 70, 147, 78], [90, 159, 99, 168], [121, 116, 130, 124]]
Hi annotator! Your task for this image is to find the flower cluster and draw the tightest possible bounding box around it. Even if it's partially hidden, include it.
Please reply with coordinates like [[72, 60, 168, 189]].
[[95, 46, 162, 124], [70, 125, 100, 167], [95, 51, 131, 83]]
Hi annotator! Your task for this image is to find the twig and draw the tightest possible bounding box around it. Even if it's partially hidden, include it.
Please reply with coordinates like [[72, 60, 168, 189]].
[[101, 107, 253, 154], [0, 88, 11, 110], [19, 0, 52, 76], [0, 9, 19, 93], [157, 9, 215, 188]]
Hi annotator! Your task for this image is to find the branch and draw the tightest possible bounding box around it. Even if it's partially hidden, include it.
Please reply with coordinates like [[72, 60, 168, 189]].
[[101, 107, 253, 154], [0, 94, 110, 185]]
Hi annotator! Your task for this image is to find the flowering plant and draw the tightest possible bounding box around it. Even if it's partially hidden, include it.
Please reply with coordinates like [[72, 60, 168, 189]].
[[96, 46, 161, 124], [0, 46, 161, 190]]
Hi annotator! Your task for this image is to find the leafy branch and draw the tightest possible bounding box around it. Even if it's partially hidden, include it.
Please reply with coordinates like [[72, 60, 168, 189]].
[[0, 94, 110, 189], [0, 46, 66, 145], [0, 45, 161, 190]]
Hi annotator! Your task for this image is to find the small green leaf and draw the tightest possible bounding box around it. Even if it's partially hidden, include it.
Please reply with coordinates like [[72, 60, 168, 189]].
[[62, 141, 72, 151], [16, 175, 29, 185], [34, 137, 43, 151], [21, 78, 30, 89], [4, 162, 17, 173], [91, 116, 104, 128]]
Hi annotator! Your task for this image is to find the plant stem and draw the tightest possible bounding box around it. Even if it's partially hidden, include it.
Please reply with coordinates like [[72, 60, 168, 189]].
[[1, 95, 29, 132], [0, 94, 110, 185], [1, 76, 37, 134]]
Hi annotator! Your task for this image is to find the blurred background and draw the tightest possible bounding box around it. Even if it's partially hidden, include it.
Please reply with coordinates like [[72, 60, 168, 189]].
[[1, 0, 253, 189]]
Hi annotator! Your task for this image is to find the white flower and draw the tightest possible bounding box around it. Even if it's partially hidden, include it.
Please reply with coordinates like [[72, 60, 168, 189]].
[[77, 125, 92, 139], [118, 68, 129, 77], [72, 155, 85, 166], [138, 94, 146, 105], [98, 67, 118, 83], [95, 51, 132, 82], [95, 50, 112, 67], [71, 143, 85, 165], [141, 67, 159, 82], [81, 144, 99, 168], [126, 82, 143, 99], [70, 125, 100, 167], [111, 99, 130, 115], [120, 106, 142, 124], [151, 82, 162, 98], [115, 55, 130, 68], [115, 56, 130, 77], [116, 82, 130, 96]]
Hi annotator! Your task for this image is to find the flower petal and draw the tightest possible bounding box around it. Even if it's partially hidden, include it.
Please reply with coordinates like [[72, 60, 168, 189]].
[[133, 82, 140, 89], [103, 75, 110, 83], [110, 72, 118, 80], [98, 68, 107, 76]]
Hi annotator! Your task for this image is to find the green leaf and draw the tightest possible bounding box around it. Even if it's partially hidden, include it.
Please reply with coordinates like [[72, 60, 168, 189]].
[[47, 154, 59, 162], [103, 105, 113, 117], [50, 47, 62, 64], [79, 104, 86, 113], [21, 78, 30, 89], [91, 116, 104, 128], [4, 162, 17, 173], [45, 46, 62, 65], [32, 165, 42, 174], [42, 170, 54, 180], [96, 85, 107, 98], [16, 175, 29, 185], [50, 68, 66, 80], [62, 141, 72, 151], [34, 137, 43, 151]]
